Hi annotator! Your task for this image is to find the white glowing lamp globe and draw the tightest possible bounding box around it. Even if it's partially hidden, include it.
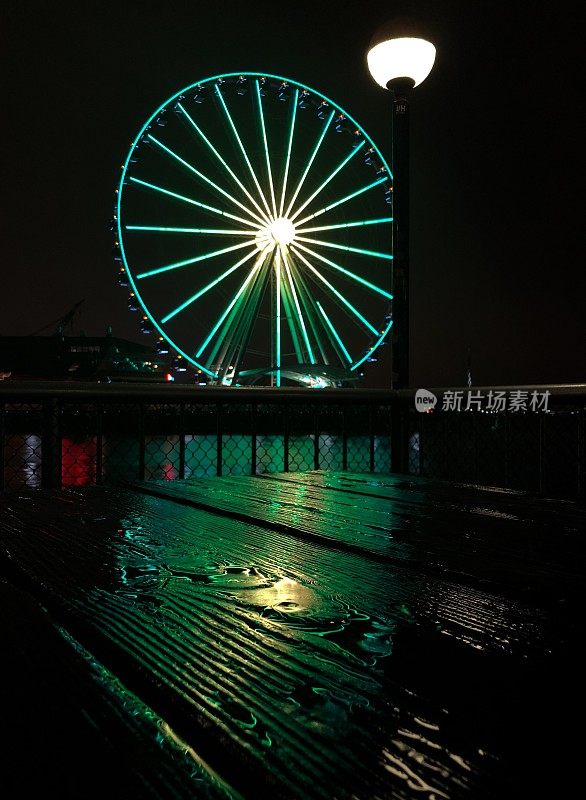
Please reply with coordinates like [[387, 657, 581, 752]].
[[367, 37, 436, 89]]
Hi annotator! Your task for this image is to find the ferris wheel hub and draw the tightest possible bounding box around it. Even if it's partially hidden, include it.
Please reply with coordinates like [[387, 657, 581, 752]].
[[256, 217, 296, 250]]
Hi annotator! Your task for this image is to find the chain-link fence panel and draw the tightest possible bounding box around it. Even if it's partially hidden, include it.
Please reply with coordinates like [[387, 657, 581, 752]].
[[410, 403, 584, 499], [317, 405, 344, 471], [373, 403, 392, 473], [183, 435, 216, 478], [60, 404, 99, 487], [543, 408, 581, 498], [476, 414, 507, 487], [286, 403, 316, 472], [507, 413, 540, 492], [101, 403, 142, 484], [2, 403, 43, 490], [181, 403, 218, 478], [254, 403, 285, 474]]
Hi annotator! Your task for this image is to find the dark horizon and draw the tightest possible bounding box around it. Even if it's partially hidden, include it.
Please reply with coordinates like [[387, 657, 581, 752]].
[[3, 0, 584, 389]]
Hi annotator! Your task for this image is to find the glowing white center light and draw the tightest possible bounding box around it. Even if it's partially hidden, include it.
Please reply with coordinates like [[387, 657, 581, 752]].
[[367, 37, 436, 89], [256, 217, 296, 250], [269, 217, 296, 245]]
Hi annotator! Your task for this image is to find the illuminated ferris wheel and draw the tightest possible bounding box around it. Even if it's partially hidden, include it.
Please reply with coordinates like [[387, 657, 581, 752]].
[[115, 72, 393, 386]]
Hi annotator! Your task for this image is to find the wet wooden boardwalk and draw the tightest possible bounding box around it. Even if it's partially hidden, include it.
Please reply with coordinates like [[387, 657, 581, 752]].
[[1, 471, 584, 799]]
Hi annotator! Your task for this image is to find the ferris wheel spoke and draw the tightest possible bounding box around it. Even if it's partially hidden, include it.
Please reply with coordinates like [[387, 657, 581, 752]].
[[284, 109, 335, 219], [290, 245, 379, 335], [148, 134, 267, 226], [160, 246, 260, 324], [176, 102, 271, 225], [136, 240, 254, 280], [214, 84, 273, 221], [286, 255, 330, 364], [292, 241, 393, 299], [288, 141, 365, 223], [195, 247, 271, 359], [280, 246, 315, 364], [126, 225, 259, 236], [128, 177, 263, 228], [295, 216, 392, 234], [208, 258, 267, 372], [278, 89, 298, 218], [295, 235, 393, 262], [294, 176, 388, 227], [316, 301, 353, 364], [279, 267, 304, 363], [255, 81, 278, 220]]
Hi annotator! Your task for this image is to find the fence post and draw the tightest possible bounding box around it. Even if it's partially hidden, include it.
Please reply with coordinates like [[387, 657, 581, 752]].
[[283, 404, 290, 472], [41, 397, 61, 489], [179, 402, 186, 480], [250, 403, 257, 476], [0, 402, 5, 491], [313, 406, 319, 470], [95, 402, 103, 485], [538, 413, 545, 497], [579, 406, 585, 501], [418, 412, 424, 476], [502, 414, 509, 488], [216, 403, 223, 477], [342, 407, 348, 471], [138, 403, 146, 481], [390, 399, 408, 474], [369, 405, 375, 473]]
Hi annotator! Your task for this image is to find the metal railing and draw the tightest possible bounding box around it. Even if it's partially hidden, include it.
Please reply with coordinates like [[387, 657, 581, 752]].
[[1, 382, 584, 500]]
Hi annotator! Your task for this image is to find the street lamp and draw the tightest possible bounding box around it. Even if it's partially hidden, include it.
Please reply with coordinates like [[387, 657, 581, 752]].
[[367, 25, 435, 389]]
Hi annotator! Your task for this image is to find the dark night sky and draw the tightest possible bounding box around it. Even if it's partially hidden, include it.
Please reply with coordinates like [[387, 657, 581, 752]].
[[3, 0, 584, 388]]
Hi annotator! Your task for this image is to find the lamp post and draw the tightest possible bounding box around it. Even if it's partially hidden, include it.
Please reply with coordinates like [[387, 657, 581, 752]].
[[367, 28, 435, 389]]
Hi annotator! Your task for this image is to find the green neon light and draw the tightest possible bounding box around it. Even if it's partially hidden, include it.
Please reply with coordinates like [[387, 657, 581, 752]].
[[196, 248, 269, 358], [316, 301, 352, 363], [290, 246, 378, 335], [275, 249, 281, 386], [279, 274, 303, 363], [128, 177, 261, 228], [126, 225, 258, 235], [290, 259, 329, 363], [294, 241, 393, 299], [177, 102, 271, 224], [295, 217, 392, 234], [279, 88, 298, 217], [137, 240, 253, 279], [295, 176, 388, 227], [212, 255, 266, 370], [161, 247, 259, 323], [281, 246, 315, 364], [284, 109, 335, 218], [148, 134, 266, 226], [350, 319, 394, 371], [289, 141, 365, 222], [295, 235, 393, 261], [255, 81, 278, 219], [214, 84, 273, 220]]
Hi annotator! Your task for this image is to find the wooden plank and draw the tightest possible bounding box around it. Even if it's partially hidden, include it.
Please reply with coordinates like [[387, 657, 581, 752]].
[[129, 471, 586, 598], [0, 580, 236, 799]]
